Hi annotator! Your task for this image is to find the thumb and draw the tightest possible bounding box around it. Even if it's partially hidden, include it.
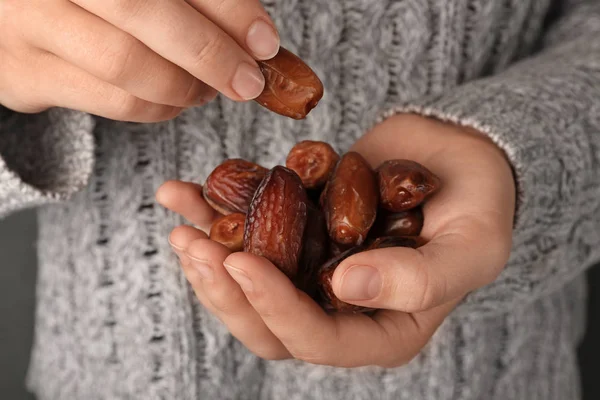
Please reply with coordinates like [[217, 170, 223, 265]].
[[331, 227, 510, 312]]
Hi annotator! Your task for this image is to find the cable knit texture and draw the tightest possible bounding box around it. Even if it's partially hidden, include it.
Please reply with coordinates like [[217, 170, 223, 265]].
[[0, 0, 597, 399]]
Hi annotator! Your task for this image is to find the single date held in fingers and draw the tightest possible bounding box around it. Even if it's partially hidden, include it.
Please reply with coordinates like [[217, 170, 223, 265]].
[[200, 141, 441, 313], [255, 47, 324, 119]]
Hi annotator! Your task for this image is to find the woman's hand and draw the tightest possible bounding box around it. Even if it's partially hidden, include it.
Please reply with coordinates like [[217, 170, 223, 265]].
[[0, 0, 279, 121], [157, 114, 516, 367]]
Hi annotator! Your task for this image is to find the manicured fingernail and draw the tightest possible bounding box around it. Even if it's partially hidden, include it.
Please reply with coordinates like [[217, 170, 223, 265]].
[[339, 266, 381, 301], [189, 257, 214, 282], [223, 263, 253, 292], [246, 19, 280, 60], [232, 63, 265, 100]]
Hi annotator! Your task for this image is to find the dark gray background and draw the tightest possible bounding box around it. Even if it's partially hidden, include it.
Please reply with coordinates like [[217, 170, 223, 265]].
[[0, 209, 598, 399]]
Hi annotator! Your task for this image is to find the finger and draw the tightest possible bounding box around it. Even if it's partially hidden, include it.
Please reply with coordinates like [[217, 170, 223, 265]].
[[168, 224, 208, 266], [224, 252, 457, 367], [32, 51, 182, 122], [331, 228, 505, 313], [184, 239, 290, 360], [25, 1, 216, 107], [186, 0, 280, 60], [156, 180, 218, 233], [71, 0, 267, 101]]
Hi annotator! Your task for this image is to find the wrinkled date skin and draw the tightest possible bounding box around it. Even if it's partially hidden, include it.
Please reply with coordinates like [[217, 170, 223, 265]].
[[203, 159, 268, 215], [377, 160, 441, 212], [318, 236, 422, 313], [255, 47, 324, 120], [286, 141, 340, 189], [297, 205, 329, 297], [209, 213, 246, 252], [243, 166, 309, 280], [322, 152, 378, 247], [371, 208, 424, 238]]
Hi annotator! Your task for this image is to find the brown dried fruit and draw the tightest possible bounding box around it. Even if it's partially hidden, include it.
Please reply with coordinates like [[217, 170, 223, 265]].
[[297, 205, 329, 297], [203, 159, 268, 215], [329, 241, 351, 258], [318, 235, 422, 313], [316, 246, 373, 314], [371, 208, 424, 238], [377, 160, 441, 212], [243, 166, 309, 280], [365, 236, 422, 251], [286, 141, 340, 189], [255, 47, 324, 120], [209, 213, 246, 252], [322, 152, 378, 246]]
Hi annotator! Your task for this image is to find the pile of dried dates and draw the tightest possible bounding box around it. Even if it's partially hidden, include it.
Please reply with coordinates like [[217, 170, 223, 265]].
[[203, 141, 441, 314], [202, 47, 441, 313]]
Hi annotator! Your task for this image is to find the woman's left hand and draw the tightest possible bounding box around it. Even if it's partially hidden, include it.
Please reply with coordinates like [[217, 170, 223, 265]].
[[156, 113, 516, 367]]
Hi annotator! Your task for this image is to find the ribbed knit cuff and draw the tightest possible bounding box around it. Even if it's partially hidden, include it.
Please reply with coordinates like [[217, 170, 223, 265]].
[[0, 107, 95, 218]]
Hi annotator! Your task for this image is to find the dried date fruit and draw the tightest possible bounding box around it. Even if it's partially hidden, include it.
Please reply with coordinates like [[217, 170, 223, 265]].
[[317, 246, 374, 314], [255, 47, 324, 120], [377, 160, 441, 212], [297, 205, 329, 297], [209, 213, 246, 252], [243, 166, 309, 280], [329, 241, 351, 258], [371, 208, 424, 238], [203, 159, 268, 215], [286, 141, 340, 189], [365, 236, 422, 251], [322, 152, 378, 246]]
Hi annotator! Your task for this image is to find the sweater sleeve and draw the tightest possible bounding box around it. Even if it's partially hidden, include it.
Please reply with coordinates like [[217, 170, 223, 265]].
[[0, 106, 95, 219], [376, 1, 600, 317]]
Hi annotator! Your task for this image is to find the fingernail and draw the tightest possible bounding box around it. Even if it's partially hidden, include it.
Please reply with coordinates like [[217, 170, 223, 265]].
[[246, 19, 280, 60], [189, 257, 214, 282], [232, 63, 265, 100], [339, 266, 381, 301], [223, 263, 253, 292]]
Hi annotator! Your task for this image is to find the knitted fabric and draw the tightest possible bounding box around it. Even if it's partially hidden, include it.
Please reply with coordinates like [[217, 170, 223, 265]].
[[0, 0, 598, 399]]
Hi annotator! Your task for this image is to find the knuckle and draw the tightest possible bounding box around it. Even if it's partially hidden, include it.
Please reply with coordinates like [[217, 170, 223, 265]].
[[155, 70, 197, 106], [209, 287, 248, 315], [210, 0, 238, 19], [101, 35, 139, 83], [179, 79, 204, 105], [189, 35, 226, 70], [111, 93, 142, 120], [397, 254, 438, 312], [110, 0, 146, 22], [416, 266, 442, 311]]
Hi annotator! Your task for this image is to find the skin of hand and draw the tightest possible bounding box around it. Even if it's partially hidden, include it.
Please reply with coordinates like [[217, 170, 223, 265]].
[[0, 0, 280, 121], [156, 114, 516, 367]]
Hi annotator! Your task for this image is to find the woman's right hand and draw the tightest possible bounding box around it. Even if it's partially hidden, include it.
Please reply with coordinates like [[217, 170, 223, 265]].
[[0, 0, 280, 122]]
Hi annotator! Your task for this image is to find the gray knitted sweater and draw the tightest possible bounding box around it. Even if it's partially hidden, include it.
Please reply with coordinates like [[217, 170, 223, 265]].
[[1, 0, 600, 399]]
